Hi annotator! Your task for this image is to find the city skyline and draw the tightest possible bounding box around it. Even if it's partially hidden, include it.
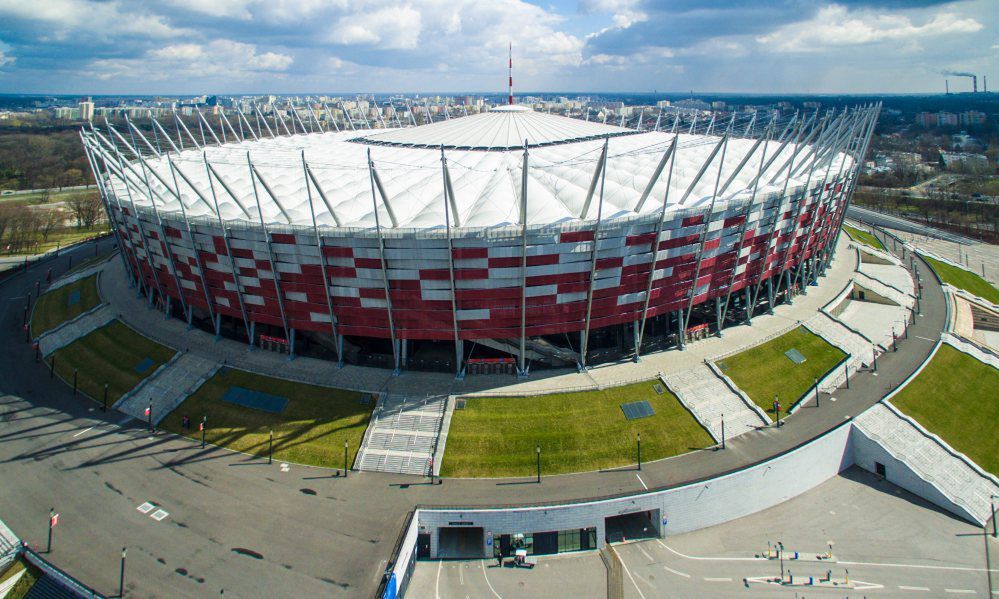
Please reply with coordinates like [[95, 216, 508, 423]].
[[0, 0, 996, 95]]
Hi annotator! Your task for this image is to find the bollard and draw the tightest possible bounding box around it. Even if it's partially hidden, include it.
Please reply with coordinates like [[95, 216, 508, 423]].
[[72, 369, 77, 397], [103, 384, 108, 412], [49, 354, 56, 379], [844, 363, 849, 388]]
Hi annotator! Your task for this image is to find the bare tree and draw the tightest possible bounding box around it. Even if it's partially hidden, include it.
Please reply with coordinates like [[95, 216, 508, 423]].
[[0, 204, 14, 252], [65, 192, 103, 229], [40, 207, 65, 241]]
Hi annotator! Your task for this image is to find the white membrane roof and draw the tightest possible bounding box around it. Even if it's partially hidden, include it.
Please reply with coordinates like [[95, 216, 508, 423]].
[[112, 108, 849, 230]]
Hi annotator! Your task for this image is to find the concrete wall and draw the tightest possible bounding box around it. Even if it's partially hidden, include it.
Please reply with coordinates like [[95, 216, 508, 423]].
[[417, 422, 854, 558]]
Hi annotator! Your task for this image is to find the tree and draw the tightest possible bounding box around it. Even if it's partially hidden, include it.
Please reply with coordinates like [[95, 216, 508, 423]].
[[65, 192, 103, 229], [40, 207, 64, 241]]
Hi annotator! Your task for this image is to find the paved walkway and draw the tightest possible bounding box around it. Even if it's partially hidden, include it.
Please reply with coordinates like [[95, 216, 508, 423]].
[[114, 352, 219, 424], [37, 305, 114, 357]]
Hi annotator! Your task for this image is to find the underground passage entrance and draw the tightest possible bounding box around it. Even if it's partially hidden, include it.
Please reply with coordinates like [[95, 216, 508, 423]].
[[438, 527, 484, 558], [605, 510, 660, 544]]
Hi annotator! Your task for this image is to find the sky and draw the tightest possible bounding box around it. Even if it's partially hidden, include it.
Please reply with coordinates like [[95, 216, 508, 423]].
[[0, 0, 996, 95]]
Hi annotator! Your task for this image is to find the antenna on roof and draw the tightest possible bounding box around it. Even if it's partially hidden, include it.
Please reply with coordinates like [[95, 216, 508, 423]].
[[508, 43, 514, 106]]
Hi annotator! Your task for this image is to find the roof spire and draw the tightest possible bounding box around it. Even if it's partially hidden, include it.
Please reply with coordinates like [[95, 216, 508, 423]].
[[508, 43, 514, 106]]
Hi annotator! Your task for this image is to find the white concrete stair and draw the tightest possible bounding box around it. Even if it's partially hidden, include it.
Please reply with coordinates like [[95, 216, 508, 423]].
[[805, 312, 873, 392], [662, 363, 768, 443], [355, 394, 447, 476], [856, 269, 915, 305], [37, 305, 115, 356], [854, 403, 999, 526], [114, 352, 219, 424]]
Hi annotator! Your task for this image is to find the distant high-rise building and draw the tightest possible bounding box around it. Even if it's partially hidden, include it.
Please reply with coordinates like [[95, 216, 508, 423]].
[[79, 101, 95, 121]]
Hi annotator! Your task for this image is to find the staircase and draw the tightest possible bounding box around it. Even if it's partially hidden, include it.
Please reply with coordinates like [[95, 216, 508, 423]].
[[37, 306, 115, 356], [662, 364, 768, 443], [114, 352, 220, 424], [355, 394, 447, 476]]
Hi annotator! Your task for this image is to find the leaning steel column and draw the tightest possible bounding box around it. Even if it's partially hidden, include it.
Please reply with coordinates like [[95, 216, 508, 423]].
[[367, 149, 401, 374], [635, 138, 678, 358], [301, 153, 343, 365], [440, 148, 464, 378], [246, 152, 292, 348], [518, 140, 529, 377], [202, 153, 253, 345], [580, 137, 610, 369], [826, 104, 880, 268], [165, 155, 216, 328], [80, 132, 134, 283]]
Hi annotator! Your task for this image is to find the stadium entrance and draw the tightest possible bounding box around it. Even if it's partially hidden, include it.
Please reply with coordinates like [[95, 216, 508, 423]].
[[604, 510, 661, 544], [437, 526, 485, 558]]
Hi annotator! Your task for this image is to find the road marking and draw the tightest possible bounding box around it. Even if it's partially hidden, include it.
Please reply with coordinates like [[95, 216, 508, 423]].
[[915, 335, 937, 342], [655, 539, 763, 562], [636, 544, 656, 564], [899, 586, 930, 591], [945, 590, 975, 594], [839, 559, 997, 573], [280, 463, 289, 472], [72, 426, 96, 438], [662, 565, 690, 578], [435, 560, 441, 599], [479, 560, 502, 599], [151, 509, 169, 521], [635, 473, 648, 490], [458, 563, 463, 585], [704, 577, 731, 582], [618, 554, 647, 599], [136, 502, 155, 514]]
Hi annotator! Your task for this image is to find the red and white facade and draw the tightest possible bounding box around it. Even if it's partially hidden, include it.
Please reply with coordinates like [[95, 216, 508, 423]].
[[80, 103, 879, 375]]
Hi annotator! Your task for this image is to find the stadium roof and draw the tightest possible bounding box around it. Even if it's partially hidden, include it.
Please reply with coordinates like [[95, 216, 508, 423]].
[[103, 107, 845, 230]]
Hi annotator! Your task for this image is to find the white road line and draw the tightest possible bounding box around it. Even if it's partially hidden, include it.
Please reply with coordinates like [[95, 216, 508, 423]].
[[480, 560, 502, 599], [898, 586, 930, 592], [459, 563, 464, 586], [663, 565, 690, 578], [636, 544, 656, 564], [655, 539, 763, 562], [944, 590, 975, 594], [618, 554, 648, 599], [635, 473, 648, 490], [839, 560, 998, 573], [704, 577, 732, 582], [435, 560, 442, 599], [72, 426, 96, 438]]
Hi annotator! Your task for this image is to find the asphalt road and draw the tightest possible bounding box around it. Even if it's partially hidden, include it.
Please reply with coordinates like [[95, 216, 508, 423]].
[[0, 228, 950, 597], [847, 205, 977, 244]]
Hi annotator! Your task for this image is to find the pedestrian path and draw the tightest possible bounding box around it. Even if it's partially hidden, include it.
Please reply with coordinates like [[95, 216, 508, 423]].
[[853, 402, 999, 526], [857, 266, 915, 301], [114, 352, 220, 424], [355, 394, 447, 476], [45, 260, 108, 292], [37, 305, 114, 357], [804, 312, 872, 388], [661, 364, 768, 442]]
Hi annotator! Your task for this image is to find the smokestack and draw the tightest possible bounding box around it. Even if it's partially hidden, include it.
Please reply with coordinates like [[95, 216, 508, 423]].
[[945, 79, 949, 94], [973, 75, 977, 93]]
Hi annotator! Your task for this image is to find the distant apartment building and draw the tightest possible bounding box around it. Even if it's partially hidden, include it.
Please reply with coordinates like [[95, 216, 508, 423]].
[[78, 100, 94, 121], [656, 100, 671, 109], [940, 151, 989, 171], [915, 112, 938, 128], [55, 107, 80, 120], [959, 111, 986, 126]]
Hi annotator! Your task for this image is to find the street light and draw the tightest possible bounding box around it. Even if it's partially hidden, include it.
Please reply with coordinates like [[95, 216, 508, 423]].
[[343, 441, 348, 478], [637, 433, 642, 471], [536, 444, 541, 484], [991, 495, 997, 539], [777, 541, 785, 582], [47, 508, 55, 553], [268, 429, 273, 464], [120, 547, 126, 598]]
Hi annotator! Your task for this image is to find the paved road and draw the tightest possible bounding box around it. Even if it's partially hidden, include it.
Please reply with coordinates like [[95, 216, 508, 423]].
[[0, 229, 949, 596], [414, 468, 998, 598], [848, 205, 977, 244]]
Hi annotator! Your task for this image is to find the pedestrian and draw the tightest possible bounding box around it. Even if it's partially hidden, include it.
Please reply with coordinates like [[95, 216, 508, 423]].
[[182, 415, 190, 429]]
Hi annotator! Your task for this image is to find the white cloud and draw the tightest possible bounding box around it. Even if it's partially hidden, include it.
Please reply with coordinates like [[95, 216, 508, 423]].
[[579, 0, 646, 28], [86, 39, 292, 81], [328, 6, 422, 49], [758, 5, 983, 53], [0, 0, 189, 39]]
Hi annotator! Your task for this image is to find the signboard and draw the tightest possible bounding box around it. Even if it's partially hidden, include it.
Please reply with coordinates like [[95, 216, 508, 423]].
[[486, 531, 493, 547], [50, 513, 59, 527]]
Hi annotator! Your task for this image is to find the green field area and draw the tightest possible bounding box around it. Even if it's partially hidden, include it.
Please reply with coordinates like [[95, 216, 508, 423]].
[[924, 256, 999, 304], [0, 557, 41, 599], [717, 327, 847, 416], [162, 368, 374, 468], [891, 344, 999, 476], [842, 224, 886, 251], [30, 274, 101, 336], [52, 320, 176, 404], [441, 381, 713, 478]]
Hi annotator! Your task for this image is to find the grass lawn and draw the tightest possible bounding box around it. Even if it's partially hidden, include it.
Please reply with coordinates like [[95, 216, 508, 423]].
[[441, 381, 713, 478], [51, 320, 176, 404], [924, 256, 999, 304], [842, 224, 885, 251], [890, 344, 999, 476], [717, 327, 846, 416], [30, 273, 101, 336], [161, 368, 374, 468], [0, 557, 41, 599]]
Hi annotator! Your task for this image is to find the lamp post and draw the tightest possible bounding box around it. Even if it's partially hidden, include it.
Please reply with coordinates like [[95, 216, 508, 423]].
[[991, 495, 997, 539], [47, 508, 55, 553], [773, 396, 781, 428], [343, 441, 348, 478], [200, 416, 206, 449], [636, 433, 642, 471], [119, 547, 126, 598], [778, 541, 785, 582], [268, 429, 273, 464], [814, 377, 820, 407], [536, 444, 541, 484], [721, 414, 726, 450], [103, 383, 108, 412]]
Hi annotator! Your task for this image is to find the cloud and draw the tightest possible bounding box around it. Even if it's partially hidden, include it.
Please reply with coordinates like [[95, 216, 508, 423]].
[[87, 39, 292, 81], [757, 5, 984, 52], [0, 0, 189, 39], [328, 6, 422, 49]]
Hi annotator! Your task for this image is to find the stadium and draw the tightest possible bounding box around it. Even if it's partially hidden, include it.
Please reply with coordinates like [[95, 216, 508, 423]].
[[79, 103, 878, 375]]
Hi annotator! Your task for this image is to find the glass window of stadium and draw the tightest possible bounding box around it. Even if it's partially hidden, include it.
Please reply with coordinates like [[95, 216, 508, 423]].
[[494, 527, 596, 557]]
